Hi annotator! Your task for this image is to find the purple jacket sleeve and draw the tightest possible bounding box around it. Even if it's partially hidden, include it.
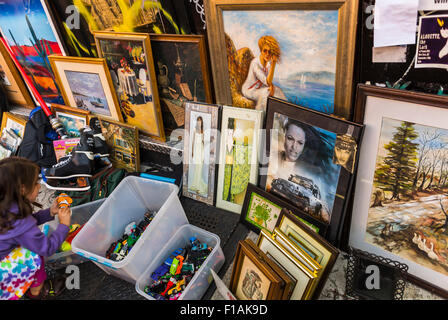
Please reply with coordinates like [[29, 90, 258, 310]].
[[15, 221, 70, 257], [33, 208, 54, 225]]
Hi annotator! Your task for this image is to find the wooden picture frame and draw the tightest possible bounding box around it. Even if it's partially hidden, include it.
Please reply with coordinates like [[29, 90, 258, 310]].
[[49, 55, 123, 123], [204, 0, 358, 119], [93, 31, 165, 141], [150, 33, 213, 131], [0, 40, 34, 108], [215, 105, 263, 214], [240, 183, 327, 236], [182, 101, 220, 206], [96, 116, 140, 173], [230, 239, 287, 300], [51, 104, 90, 138], [0, 112, 27, 138], [256, 229, 317, 300], [262, 97, 364, 246], [276, 208, 339, 299], [349, 84, 448, 299]]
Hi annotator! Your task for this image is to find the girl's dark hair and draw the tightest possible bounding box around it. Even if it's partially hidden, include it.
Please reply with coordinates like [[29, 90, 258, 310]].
[[0, 157, 40, 234], [196, 116, 204, 133], [284, 119, 334, 169]]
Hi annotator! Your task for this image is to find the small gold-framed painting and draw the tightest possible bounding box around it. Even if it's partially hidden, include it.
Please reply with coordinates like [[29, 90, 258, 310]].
[[97, 116, 140, 172], [230, 239, 287, 300], [0, 40, 34, 108], [49, 55, 123, 122], [276, 208, 339, 299], [51, 104, 90, 138], [1, 112, 27, 138], [257, 229, 317, 300]]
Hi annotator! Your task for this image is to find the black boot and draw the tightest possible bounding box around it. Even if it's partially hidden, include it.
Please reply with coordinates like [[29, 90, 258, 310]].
[[43, 128, 95, 179], [89, 117, 112, 172]]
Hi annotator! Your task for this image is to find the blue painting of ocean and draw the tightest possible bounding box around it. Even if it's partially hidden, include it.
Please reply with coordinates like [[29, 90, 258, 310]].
[[279, 80, 335, 114]]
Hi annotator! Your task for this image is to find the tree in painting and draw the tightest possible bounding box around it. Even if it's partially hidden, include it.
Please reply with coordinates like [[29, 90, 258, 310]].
[[367, 118, 448, 276]]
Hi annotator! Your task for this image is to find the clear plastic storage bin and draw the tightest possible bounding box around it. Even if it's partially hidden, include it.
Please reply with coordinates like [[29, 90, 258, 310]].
[[135, 224, 225, 300], [43, 198, 106, 269], [71, 176, 187, 283]]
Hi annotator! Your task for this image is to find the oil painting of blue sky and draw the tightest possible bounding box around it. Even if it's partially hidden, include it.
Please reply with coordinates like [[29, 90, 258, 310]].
[[223, 10, 339, 113]]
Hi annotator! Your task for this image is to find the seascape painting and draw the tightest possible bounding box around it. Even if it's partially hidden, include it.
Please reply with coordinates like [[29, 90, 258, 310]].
[[367, 117, 448, 276], [0, 0, 64, 104], [64, 70, 111, 116], [222, 10, 338, 113]]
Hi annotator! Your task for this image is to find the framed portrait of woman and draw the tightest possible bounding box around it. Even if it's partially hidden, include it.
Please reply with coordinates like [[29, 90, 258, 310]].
[[182, 102, 220, 206], [262, 97, 364, 246], [204, 0, 358, 119], [216, 106, 263, 214]]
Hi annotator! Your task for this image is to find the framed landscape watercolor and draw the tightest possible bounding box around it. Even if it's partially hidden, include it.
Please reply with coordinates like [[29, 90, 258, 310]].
[[94, 31, 165, 141], [51, 104, 90, 138], [216, 106, 263, 214], [150, 33, 213, 131], [1, 112, 27, 138], [204, 0, 358, 119], [0, 0, 66, 105], [182, 102, 220, 206], [240, 183, 326, 236], [349, 84, 448, 299], [49, 55, 123, 122], [0, 40, 34, 107], [262, 97, 364, 246]]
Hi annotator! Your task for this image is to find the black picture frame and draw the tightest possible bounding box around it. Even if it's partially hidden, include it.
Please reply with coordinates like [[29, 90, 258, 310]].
[[346, 247, 408, 300], [261, 97, 365, 246], [240, 183, 327, 237]]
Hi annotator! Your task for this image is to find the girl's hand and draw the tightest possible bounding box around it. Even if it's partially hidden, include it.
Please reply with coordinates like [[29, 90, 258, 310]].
[[50, 199, 59, 216], [58, 207, 71, 227]]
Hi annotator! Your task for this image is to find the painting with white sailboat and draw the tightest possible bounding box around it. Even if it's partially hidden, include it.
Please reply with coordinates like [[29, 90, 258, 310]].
[[222, 10, 338, 114]]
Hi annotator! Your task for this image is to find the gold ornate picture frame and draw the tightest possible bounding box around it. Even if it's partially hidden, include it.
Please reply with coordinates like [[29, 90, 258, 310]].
[[204, 0, 358, 119]]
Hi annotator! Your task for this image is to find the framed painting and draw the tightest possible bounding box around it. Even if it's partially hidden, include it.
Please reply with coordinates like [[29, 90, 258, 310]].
[[182, 102, 220, 206], [51, 104, 90, 138], [0, 40, 34, 108], [150, 33, 213, 131], [262, 97, 364, 246], [1, 112, 27, 138], [240, 183, 326, 236], [204, 0, 358, 119], [257, 229, 317, 300], [349, 84, 448, 299], [0, 0, 66, 105], [49, 55, 123, 122], [97, 116, 140, 172], [276, 208, 339, 299], [216, 106, 263, 214], [229, 239, 286, 300], [94, 31, 165, 141]]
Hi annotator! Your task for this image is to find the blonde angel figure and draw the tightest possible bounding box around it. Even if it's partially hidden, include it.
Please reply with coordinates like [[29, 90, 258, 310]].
[[242, 35, 287, 112]]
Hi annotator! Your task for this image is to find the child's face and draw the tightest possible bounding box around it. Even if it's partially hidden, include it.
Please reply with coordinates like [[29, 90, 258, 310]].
[[26, 178, 41, 203]]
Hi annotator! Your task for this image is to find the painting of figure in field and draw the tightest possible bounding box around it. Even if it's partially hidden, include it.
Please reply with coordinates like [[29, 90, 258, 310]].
[[368, 118, 448, 275], [222, 10, 338, 113]]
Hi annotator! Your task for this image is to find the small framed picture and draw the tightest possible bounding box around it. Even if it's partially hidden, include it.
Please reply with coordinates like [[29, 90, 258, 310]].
[[49, 55, 123, 122], [240, 183, 326, 236], [262, 97, 364, 246], [0, 40, 34, 108], [1, 112, 27, 138], [230, 239, 288, 300], [256, 229, 318, 300], [182, 102, 220, 206], [216, 106, 263, 214], [51, 104, 90, 138], [97, 117, 140, 172], [276, 208, 339, 299]]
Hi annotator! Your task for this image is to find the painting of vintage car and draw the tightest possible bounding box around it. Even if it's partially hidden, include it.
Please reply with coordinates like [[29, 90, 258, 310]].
[[270, 174, 325, 219]]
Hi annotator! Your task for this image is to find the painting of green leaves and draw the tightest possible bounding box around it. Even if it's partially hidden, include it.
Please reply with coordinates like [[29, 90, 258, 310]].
[[368, 117, 448, 275], [246, 193, 282, 233]]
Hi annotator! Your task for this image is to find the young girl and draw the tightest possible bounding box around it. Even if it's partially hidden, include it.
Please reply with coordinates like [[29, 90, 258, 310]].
[[0, 157, 71, 300]]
